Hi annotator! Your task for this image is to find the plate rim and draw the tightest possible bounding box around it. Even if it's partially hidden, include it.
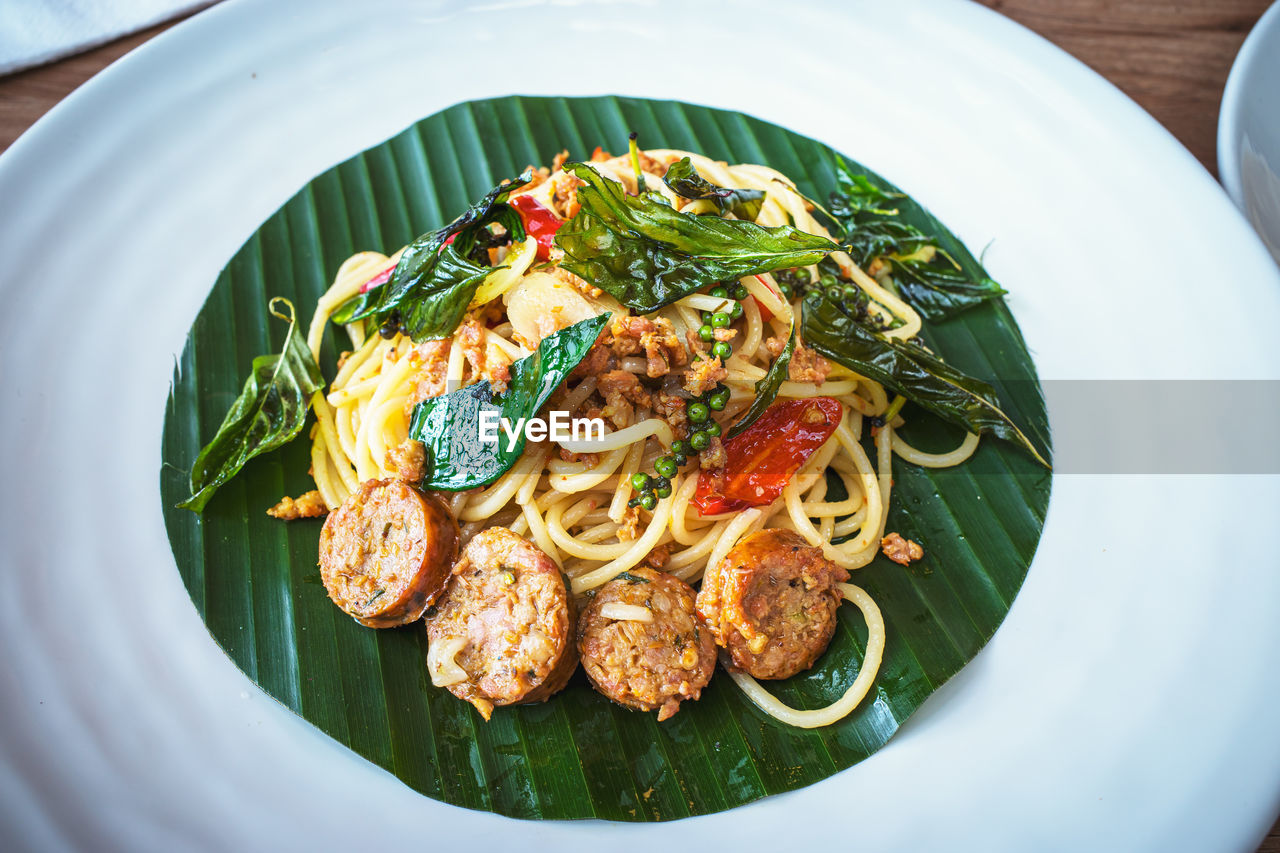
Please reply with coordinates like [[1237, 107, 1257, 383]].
[[3, 0, 1280, 850], [1218, 0, 1280, 210]]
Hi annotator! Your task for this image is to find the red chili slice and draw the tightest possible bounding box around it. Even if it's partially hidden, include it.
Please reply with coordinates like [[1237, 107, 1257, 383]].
[[693, 397, 843, 515], [510, 194, 563, 261], [359, 264, 395, 294]]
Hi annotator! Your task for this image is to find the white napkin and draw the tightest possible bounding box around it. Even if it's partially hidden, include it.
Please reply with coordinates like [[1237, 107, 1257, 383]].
[[0, 0, 219, 75]]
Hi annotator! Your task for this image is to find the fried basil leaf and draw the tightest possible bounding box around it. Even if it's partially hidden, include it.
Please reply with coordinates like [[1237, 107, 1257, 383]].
[[829, 164, 905, 218], [828, 158, 1005, 321], [394, 245, 496, 341], [408, 314, 610, 490], [334, 172, 531, 339], [801, 290, 1048, 467], [328, 286, 379, 326], [178, 298, 324, 512], [555, 162, 837, 312], [662, 157, 765, 220]]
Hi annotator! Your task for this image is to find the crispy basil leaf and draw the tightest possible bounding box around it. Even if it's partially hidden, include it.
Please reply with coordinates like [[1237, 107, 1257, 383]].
[[334, 172, 531, 339], [555, 163, 837, 312], [396, 245, 495, 340], [843, 217, 930, 266], [882, 249, 1006, 321], [829, 162, 905, 218], [328, 286, 379, 326], [801, 290, 1048, 467], [662, 157, 764, 220], [726, 320, 796, 439], [408, 313, 610, 490], [178, 298, 324, 512], [828, 158, 1005, 321]]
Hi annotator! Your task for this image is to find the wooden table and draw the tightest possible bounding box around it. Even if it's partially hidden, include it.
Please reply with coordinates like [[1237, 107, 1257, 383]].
[[1, 1, 1276, 848]]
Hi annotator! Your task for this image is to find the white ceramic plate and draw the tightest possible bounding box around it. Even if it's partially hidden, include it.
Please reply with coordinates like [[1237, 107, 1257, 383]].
[[1220, 0, 1280, 264], [2, 1, 1279, 849]]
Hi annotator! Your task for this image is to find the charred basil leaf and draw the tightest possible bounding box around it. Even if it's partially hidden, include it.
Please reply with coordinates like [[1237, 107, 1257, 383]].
[[394, 245, 496, 341], [828, 158, 1005, 321], [328, 286, 379, 326], [178, 298, 324, 512], [662, 157, 765, 220], [408, 313, 610, 490], [333, 172, 531, 339], [726, 320, 796, 440], [555, 162, 837, 312], [828, 165, 905, 218], [801, 290, 1048, 467]]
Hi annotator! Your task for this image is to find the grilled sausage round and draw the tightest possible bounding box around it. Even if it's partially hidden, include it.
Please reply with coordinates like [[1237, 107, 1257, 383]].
[[696, 528, 848, 680], [424, 527, 576, 720], [318, 478, 458, 629], [577, 567, 715, 721]]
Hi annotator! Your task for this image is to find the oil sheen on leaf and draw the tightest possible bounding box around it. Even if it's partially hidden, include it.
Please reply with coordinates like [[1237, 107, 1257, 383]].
[[556, 162, 837, 312]]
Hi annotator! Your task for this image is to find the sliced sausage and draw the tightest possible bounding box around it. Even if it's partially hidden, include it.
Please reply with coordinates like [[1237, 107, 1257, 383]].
[[424, 527, 576, 720], [696, 528, 848, 680], [317, 478, 458, 628], [578, 567, 715, 721]]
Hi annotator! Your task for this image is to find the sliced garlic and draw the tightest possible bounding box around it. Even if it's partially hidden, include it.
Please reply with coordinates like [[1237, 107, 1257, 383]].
[[470, 236, 537, 308], [427, 636, 469, 687], [504, 271, 619, 346], [599, 602, 654, 623]]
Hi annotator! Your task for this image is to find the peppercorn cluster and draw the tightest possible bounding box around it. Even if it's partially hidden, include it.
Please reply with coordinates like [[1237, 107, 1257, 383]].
[[627, 279, 750, 511], [775, 265, 863, 306], [625, 377, 731, 512], [777, 263, 894, 331], [694, 281, 750, 361]]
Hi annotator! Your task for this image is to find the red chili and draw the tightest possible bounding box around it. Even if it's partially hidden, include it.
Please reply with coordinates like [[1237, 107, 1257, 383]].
[[693, 397, 843, 515], [510, 194, 563, 260], [359, 264, 395, 294]]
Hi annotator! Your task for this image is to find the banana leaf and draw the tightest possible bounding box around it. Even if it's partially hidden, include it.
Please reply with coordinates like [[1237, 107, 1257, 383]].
[[160, 95, 1051, 822]]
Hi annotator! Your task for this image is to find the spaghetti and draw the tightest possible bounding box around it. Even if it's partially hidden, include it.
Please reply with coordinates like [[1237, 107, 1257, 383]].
[[300, 149, 980, 726]]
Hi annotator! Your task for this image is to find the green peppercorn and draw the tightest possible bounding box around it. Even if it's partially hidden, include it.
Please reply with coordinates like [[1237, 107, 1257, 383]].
[[710, 285, 729, 299], [843, 283, 858, 298], [688, 402, 710, 423], [698, 324, 714, 342], [654, 482, 673, 499], [779, 281, 793, 298], [731, 283, 749, 300], [826, 285, 843, 301], [707, 387, 730, 411], [639, 492, 658, 511], [689, 430, 710, 451], [711, 340, 732, 360], [710, 312, 731, 329], [705, 421, 722, 438], [652, 475, 671, 492], [654, 456, 677, 479], [729, 301, 744, 320], [672, 452, 687, 467], [820, 273, 837, 290], [630, 472, 651, 491], [670, 439, 687, 456]]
